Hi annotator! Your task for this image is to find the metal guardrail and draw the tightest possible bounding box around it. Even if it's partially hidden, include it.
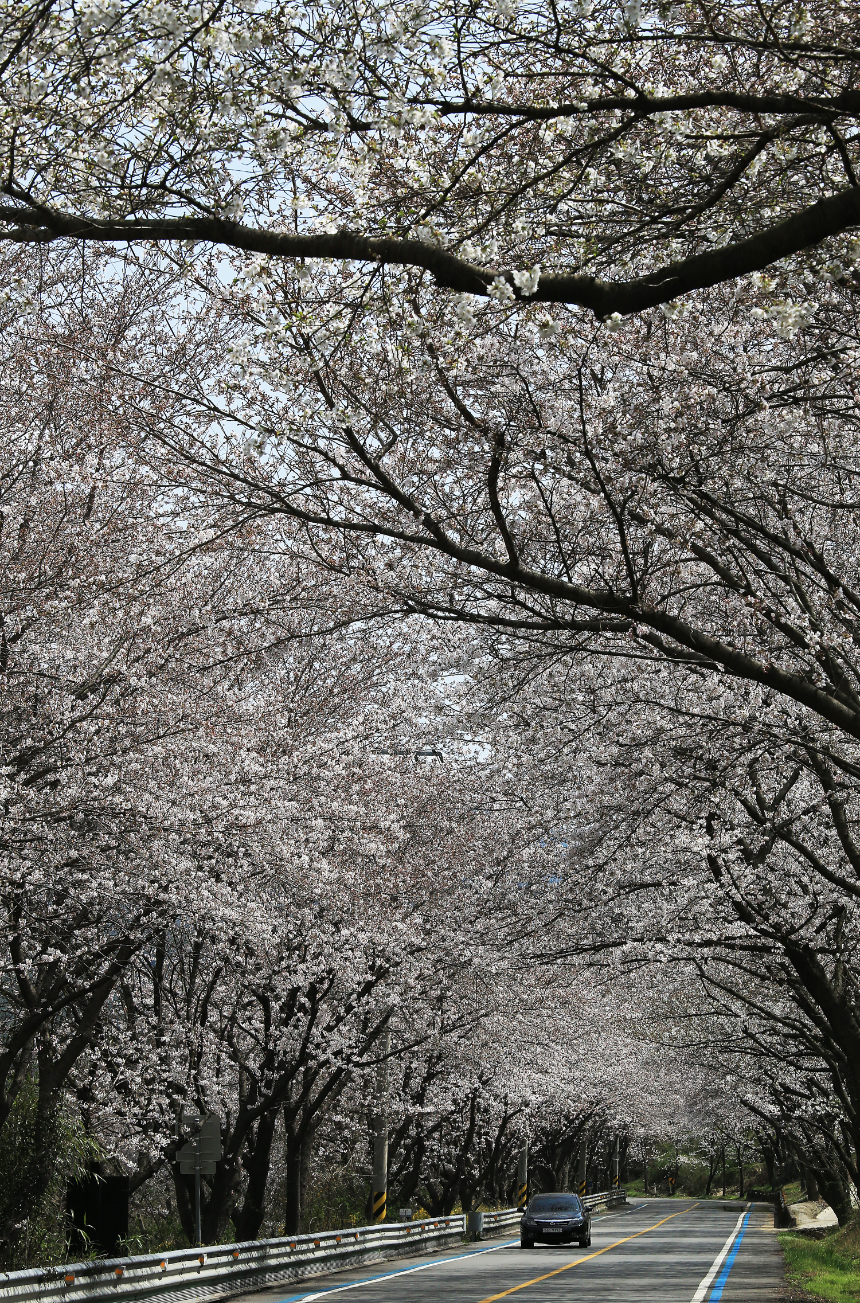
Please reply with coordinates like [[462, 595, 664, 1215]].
[[0, 1191, 627, 1303], [0, 1219, 465, 1303], [480, 1208, 523, 1233], [584, 1188, 628, 1212]]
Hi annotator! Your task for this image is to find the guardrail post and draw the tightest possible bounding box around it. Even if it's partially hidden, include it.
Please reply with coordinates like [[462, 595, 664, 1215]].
[[517, 1144, 528, 1211]]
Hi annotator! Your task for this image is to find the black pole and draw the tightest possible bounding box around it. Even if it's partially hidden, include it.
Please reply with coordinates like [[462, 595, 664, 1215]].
[[194, 1140, 202, 1245]]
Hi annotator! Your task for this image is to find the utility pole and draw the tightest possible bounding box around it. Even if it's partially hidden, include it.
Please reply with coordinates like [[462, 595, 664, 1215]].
[[517, 1143, 528, 1211], [611, 1135, 620, 1189], [371, 1026, 391, 1222], [577, 1138, 587, 1198]]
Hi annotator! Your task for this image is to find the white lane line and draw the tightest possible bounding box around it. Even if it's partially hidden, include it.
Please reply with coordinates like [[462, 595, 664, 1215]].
[[689, 1203, 752, 1303], [280, 1237, 519, 1301]]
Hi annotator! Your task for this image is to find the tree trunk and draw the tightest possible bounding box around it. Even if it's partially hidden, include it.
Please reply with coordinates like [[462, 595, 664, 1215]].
[[233, 1111, 278, 1241], [300, 1130, 312, 1227], [398, 1135, 424, 1206], [170, 1165, 196, 1243], [815, 1167, 852, 1226], [284, 1115, 302, 1235], [705, 1153, 718, 1196], [0, 960, 131, 1257], [764, 1148, 775, 1188]]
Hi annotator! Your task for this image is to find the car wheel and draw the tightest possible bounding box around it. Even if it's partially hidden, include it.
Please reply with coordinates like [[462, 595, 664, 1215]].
[[520, 1239, 534, 1249], [579, 1236, 591, 1247]]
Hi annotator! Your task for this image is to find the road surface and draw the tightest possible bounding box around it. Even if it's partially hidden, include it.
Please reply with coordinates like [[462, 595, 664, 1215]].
[[236, 1199, 783, 1303]]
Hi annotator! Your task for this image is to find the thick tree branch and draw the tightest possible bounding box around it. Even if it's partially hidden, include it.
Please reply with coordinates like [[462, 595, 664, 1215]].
[[3, 184, 860, 316]]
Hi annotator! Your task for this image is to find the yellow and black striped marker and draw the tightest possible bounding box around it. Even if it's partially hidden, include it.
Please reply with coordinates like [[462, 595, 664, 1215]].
[[578, 1179, 586, 1197], [372, 1189, 387, 1222], [613, 1172, 620, 1188], [517, 1182, 528, 1211]]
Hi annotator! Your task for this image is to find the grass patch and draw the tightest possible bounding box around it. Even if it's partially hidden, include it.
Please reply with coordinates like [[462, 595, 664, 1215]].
[[780, 1216, 860, 1303]]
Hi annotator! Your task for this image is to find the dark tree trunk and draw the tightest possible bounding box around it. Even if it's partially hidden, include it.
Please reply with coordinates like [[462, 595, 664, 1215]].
[[398, 1135, 424, 1206], [0, 955, 132, 1258], [705, 1153, 718, 1196], [763, 1148, 775, 1188], [300, 1130, 312, 1226], [420, 1179, 445, 1216], [233, 1110, 278, 1241], [284, 1118, 302, 1235], [814, 1167, 852, 1225], [169, 1165, 195, 1243]]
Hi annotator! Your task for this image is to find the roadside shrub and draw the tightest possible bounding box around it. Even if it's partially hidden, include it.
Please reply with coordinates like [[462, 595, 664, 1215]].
[[0, 1081, 100, 1270]]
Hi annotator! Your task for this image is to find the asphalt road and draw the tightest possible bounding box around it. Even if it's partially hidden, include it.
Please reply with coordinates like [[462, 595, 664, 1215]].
[[238, 1199, 784, 1303]]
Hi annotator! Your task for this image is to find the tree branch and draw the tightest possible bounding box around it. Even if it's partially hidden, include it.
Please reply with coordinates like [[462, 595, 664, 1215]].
[[4, 183, 860, 316]]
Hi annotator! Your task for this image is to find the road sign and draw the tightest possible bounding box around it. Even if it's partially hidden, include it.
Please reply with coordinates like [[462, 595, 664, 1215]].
[[177, 1116, 222, 1162], [175, 1115, 222, 1245], [198, 1116, 222, 1159], [179, 1158, 217, 1174]]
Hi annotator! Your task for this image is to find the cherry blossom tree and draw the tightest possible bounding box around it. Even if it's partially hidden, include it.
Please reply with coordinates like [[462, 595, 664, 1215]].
[[14, 235, 859, 1227], [4, 0, 860, 1245], [2, 2, 860, 314]]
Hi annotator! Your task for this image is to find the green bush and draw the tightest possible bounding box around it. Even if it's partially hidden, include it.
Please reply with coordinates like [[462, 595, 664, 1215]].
[[0, 1080, 100, 1269]]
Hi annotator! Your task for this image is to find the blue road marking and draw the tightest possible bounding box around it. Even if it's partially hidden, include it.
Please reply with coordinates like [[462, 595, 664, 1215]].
[[709, 1211, 752, 1301]]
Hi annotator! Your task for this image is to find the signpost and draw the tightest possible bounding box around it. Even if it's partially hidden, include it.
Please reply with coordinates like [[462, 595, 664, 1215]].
[[177, 1113, 221, 1245]]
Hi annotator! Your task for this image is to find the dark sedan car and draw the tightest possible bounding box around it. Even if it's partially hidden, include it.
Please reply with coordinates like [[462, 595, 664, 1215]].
[[520, 1192, 591, 1248]]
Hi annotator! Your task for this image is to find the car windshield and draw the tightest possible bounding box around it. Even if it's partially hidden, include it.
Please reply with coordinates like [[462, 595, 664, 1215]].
[[528, 1195, 582, 1214]]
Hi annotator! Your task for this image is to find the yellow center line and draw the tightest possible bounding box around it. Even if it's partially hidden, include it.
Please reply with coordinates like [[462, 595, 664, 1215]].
[[475, 1202, 701, 1303]]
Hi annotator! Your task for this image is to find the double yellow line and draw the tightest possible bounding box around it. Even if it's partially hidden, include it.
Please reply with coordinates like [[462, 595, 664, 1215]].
[[477, 1202, 700, 1303]]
